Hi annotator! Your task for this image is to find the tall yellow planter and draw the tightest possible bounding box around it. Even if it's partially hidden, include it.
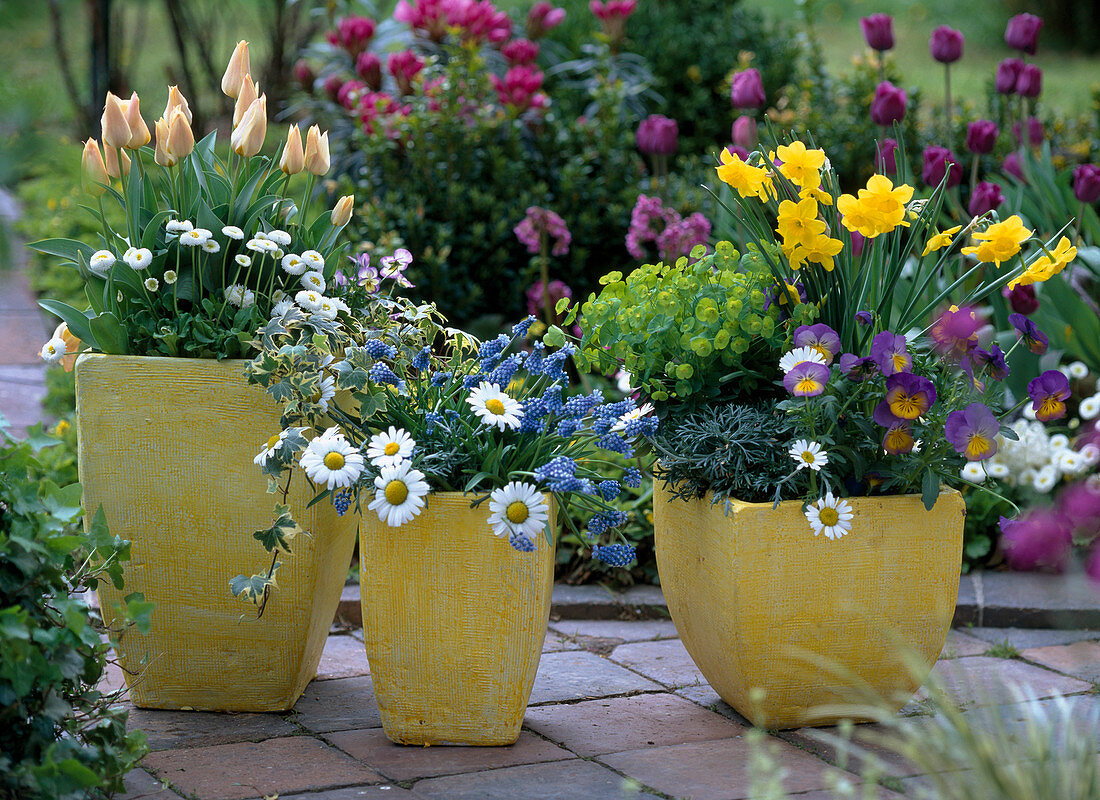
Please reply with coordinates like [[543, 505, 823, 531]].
[[654, 484, 964, 729], [358, 492, 555, 746], [76, 354, 359, 712]]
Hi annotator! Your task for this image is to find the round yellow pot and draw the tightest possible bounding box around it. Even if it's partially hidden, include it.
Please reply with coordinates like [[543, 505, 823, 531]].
[[76, 354, 359, 712], [359, 492, 555, 746], [653, 484, 964, 729]]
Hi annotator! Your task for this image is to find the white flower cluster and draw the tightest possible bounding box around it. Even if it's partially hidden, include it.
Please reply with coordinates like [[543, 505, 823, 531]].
[[960, 417, 1100, 493]]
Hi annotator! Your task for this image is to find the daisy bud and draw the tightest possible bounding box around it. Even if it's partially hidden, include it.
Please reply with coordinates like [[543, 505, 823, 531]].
[[233, 74, 259, 127], [221, 40, 251, 98], [331, 194, 354, 227], [154, 117, 175, 167], [100, 92, 132, 150], [81, 138, 109, 196], [304, 125, 330, 175], [231, 94, 267, 157], [166, 107, 195, 160], [123, 91, 151, 148], [279, 124, 304, 175], [163, 85, 192, 126]]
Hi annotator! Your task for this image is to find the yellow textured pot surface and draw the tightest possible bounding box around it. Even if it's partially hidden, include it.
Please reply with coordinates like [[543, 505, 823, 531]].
[[76, 354, 359, 712], [654, 485, 964, 729], [359, 492, 555, 746]]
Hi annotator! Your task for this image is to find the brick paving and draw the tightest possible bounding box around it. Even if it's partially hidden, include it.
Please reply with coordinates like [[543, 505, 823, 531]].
[[111, 620, 1100, 800]]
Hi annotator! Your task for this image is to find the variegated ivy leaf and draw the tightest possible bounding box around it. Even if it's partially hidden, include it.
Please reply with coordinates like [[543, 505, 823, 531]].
[[229, 563, 281, 603], [252, 505, 300, 552]]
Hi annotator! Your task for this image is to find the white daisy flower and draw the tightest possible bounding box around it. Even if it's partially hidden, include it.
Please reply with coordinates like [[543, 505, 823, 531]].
[[281, 253, 307, 275], [314, 297, 339, 321], [1058, 450, 1086, 475], [1068, 361, 1089, 379], [253, 430, 289, 466], [330, 297, 350, 315], [1081, 444, 1100, 466], [1079, 394, 1100, 420], [1048, 434, 1070, 451], [222, 225, 245, 240], [369, 461, 430, 526], [301, 270, 327, 292], [271, 299, 294, 317], [960, 462, 987, 483], [466, 382, 524, 431], [789, 439, 828, 472], [1033, 466, 1058, 494], [246, 237, 278, 253], [779, 346, 827, 375], [366, 427, 416, 469], [144, 277, 159, 292], [165, 219, 193, 238], [487, 481, 549, 542], [266, 229, 292, 247], [123, 247, 153, 270], [985, 459, 1010, 479], [201, 239, 221, 254], [163, 270, 178, 285], [240, 289, 256, 308], [235, 254, 252, 268], [224, 284, 248, 307], [804, 492, 854, 540], [612, 402, 655, 434], [300, 432, 365, 490], [40, 337, 67, 364], [615, 370, 633, 394], [295, 290, 323, 313], [89, 250, 116, 276], [301, 250, 325, 269], [307, 374, 336, 412], [1022, 402, 1037, 420], [178, 229, 210, 247]]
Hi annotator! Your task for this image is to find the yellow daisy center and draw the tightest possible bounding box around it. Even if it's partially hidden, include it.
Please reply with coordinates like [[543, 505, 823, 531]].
[[267, 434, 281, 449], [802, 450, 816, 464], [819, 507, 840, 527], [385, 479, 408, 506], [486, 398, 506, 416], [384, 442, 400, 456], [323, 452, 345, 470], [506, 501, 530, 524]]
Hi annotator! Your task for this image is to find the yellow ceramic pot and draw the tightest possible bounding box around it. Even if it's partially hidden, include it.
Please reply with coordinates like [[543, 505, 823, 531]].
[[359, 492, 555, 745], [653, 484, 964, 729], [76, 354, 359, 712]]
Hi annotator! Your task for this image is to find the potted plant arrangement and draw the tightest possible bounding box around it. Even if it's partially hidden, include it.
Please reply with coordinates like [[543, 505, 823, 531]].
[[580, 136, 1078, 728], [244, 261, 655, 745], [32, 42, 361, 712]]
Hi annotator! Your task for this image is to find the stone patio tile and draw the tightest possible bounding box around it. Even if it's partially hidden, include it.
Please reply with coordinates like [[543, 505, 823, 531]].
[[325, 728, 570, 780], [965, 627, 1100, 649], [528, 650, 662, 705], [674, 685, 755, 726], [1021, 641, 1100, 682], [117, 768, 185, 799], [610, 639, 706, 688], [293, 676, 382, 733], [543, 631, 581, 652], [410, 758, 662, 800], [125, 707, 299, 751], [142, 736, 382, 800], [524, 693, 744, 756], [599, 737, 836, 800], [963, 694, 1100, 750], [920, 656, 1092, 706], [280, 788, 424, 800], [941, 629, 991, 658], [781, 788, 904, 800], [317, 635, 371, 681], [778, 723, 926, 779], [548, 620, 680, 643], [976, 571, 1100, 628]]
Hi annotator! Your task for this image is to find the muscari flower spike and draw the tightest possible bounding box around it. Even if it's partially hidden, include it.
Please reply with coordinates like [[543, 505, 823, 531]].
[[592, 544, 636, 567]]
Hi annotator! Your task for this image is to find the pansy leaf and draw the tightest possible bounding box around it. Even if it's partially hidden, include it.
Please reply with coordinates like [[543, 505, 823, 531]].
[[921, 468, 939, 511]]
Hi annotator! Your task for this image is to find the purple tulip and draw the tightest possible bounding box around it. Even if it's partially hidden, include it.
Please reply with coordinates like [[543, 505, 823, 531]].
[[849, 229, 866, 257], [965, 120, 999, 155], [1028, 370, 1071, 422], [1003, 152, 1026, 181], [870, 331, 911, 376], [922, 145, 961, 188], [1005, 284, 1039, 315], [1012, 117, 1044, 147], [792, 323, 842, 365], [783, 360, 831, 397], [929, 25, 964, 63], [1005, 12, 1043, 55], [1009, 313, 1048, 354], [636, 114, 678, 156], [732, 115, 758, 149], [945, 402, 1000, 461], [870, 81, 907, 126], [996, 58, 1024, 94], [1000, 511, 1072, 572], [876, 137, 898, 174], [969, 181, 1004, 217], [884, 372, 937, 420], [1073, 164, 1100, 203], [730, 68, 766, 109], [860, 13, 895, 51], [839, 353, 877, 381], [1016, 64, 1042, 98], [724, 145, 750, 162]]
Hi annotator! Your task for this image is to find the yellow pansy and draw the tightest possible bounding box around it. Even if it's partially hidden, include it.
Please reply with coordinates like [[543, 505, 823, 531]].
[[776, 141, 826, 187], [921, 225, 963, 257], [961, 215, 1033, 267]]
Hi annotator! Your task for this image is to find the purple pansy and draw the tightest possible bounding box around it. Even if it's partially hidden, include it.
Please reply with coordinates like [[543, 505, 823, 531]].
[[792, 323, 842, 365], [783, 361, 831, 397], [1027, 370, 1071, 422], [1009, 313, 1049, 355], [869, 331, 911, 376], [873, 402, 915, 454], [839, 353, 877, 381], [884, 372, 937, 420], [944, 402, 999, 461]]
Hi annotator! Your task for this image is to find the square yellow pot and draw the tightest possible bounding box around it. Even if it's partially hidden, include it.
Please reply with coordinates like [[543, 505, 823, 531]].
[[77, 354, 359, 712]]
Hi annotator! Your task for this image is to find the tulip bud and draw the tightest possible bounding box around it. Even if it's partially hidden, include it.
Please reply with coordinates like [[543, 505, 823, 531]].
[[304, 125, 330, 176], [163, 85, 193, 126], [929, 25, 964, 64], [81, 139, 109, 196], [922, 145, 961, 189], [870, 80, 907, 126], [103, 144, 122, 179], [231, 94, 267, 157], [221, 40, 251, 98], [1005, 12, 1043, 55], [996, 58, 1023, 95], [731, 115, 757, 150], [124, 91, 151, 148], [331, 194, 354, 227], [233, 74, 259, 127], [1073, 164, 1100, 204], [1003, 152, 1025, 182], [1016, 64, 1042, 98], [279, 124, 304, 175], [968, 181, 1004, 217], [101, 92, 132, 150], [635, 114, 678, 156], [166, 107, 195, 160], [876, 137, 899, 175], [730, 68, 766, 109], [154, 117, 176, 167], [965, 120, 999, 155], [860, 13, 894, 52]]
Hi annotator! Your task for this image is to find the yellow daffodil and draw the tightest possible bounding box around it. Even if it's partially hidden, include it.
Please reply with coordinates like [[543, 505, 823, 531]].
[[798, 176, 834, 206], [1006, 236, 1076, 288], [802, 233, 844, 271], [776, 197, 826, 248], [921, 225, 963, 257], [776, 141, 826, 187], [716, 148, 771, 200], [961, 215, 1032, 266]]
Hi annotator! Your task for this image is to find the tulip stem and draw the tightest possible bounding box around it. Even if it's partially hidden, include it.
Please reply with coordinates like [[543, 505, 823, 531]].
[[1074, 200, 1086, 243], [970, 155, 980, 191], [943, 64, 952, 150]]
